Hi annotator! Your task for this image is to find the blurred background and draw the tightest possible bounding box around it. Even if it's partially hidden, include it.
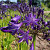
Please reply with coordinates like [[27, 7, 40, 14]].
[[0, 0, 50, 8], [0, 0, 17, 3]]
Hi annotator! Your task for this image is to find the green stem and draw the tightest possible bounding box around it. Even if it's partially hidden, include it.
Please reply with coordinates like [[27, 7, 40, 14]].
[[2, 22, 4, 50], [20, 43, 21, 50], [33, 34, 36, 50], [18, 43, 19, 50]]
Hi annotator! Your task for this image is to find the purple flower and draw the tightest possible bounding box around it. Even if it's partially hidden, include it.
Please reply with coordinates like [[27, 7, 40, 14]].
[[30, 42, 34, 50], [23, 13, 39, 29], [0, 22, 23, 35], [18, 30, 32, 44]]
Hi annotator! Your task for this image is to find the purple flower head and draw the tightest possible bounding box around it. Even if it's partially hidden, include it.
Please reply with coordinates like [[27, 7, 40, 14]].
[[30, 42, 34, 50], [0, 22, 23, 35], [18, 30, 32, 44], [23, 13, 39, 28]]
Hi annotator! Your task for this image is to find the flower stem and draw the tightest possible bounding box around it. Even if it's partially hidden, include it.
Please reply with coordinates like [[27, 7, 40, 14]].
[[33, 34, 36, 50], [18, 43, 19, 50], [1, 23, 4, 50], [20, 43, 21, 50]]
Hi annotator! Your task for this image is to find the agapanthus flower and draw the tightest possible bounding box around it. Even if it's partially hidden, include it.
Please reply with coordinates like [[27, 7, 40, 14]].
[[18, 30, 32, 44], [30, 42, 34, 50], [0, 22, 23, 35], [23, 13, 39, 29]]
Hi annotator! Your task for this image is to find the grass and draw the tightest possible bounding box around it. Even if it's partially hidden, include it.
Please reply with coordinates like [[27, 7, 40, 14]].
[[0, 10, 21, 50], [41, 3, 50, 11]]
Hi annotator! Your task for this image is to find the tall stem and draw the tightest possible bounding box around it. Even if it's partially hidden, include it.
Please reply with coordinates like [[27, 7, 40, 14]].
[[33, 34, 36, 50], [1, 22, 4, 50], [20, 43, 22, 50], [18, 43, 19, 50]]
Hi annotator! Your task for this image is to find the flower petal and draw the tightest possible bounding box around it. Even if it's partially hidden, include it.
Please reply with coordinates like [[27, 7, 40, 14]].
[[9, 22, 23, 29], [11, 15, 21, 22], [17, 35, 23, 38], [26, 30, 29, 34], [25, 23, 30, 26], [30, 42, 34, 50], [12, 29, 17, 35], [28, 36, 32, 40], [18, 37, 24, 43], [25, 38, 28, 44], [19, 29, 25, 34]]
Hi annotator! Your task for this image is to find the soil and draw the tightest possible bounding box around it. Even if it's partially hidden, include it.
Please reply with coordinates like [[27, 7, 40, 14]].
[[35, 35, 50, 50]]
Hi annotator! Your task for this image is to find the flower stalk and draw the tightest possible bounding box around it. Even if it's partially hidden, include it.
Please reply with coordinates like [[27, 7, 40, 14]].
[[33, 34, 36, 50]]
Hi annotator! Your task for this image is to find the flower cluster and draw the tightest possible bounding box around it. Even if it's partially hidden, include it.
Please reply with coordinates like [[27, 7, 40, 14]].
[[0, 2, 50, 50]]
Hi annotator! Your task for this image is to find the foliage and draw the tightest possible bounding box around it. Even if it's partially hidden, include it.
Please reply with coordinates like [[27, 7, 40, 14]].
[[41, 3, 50, 11]]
